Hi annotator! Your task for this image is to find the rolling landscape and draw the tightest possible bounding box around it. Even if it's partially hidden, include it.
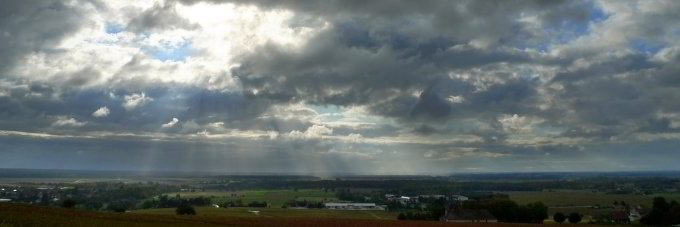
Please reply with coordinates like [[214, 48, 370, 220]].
[[1, 170, 680, 226]]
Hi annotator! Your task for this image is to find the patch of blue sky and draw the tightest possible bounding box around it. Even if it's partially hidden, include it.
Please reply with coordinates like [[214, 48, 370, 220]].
[[105, 23, 124, 34], [335, 21, 379, 49], [588, 3, 610, 23], [310, 104, 392, 125], [671, 28, 680, 39], [146, 41, 193, 62], [310, 104, 343, 114], [533, 125, 565, 136], [630, 39, 665, 54], [311, 105, 347, 122], [518, 3, 610, 51]]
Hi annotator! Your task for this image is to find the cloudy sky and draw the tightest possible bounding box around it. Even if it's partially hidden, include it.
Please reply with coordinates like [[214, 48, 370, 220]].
[[1, 0, 680, 174]]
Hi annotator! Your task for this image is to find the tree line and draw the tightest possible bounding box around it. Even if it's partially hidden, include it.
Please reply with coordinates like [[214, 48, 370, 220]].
[[140, 194, 212, 209], [640, 197, 680, 225]]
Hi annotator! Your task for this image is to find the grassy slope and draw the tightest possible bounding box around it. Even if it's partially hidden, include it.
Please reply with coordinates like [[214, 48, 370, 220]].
[[0, 203, 618, 227]]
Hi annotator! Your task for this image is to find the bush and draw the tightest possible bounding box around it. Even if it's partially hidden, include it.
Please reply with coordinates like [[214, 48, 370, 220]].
[[106, 200, 132, 212], [486, 199, 547, 223], [568, 212, 582, 224], [553, 212, 566, 223], [61, 199, 76, 208], [247, 201, 267, 208], [176, 204, 196, 215]]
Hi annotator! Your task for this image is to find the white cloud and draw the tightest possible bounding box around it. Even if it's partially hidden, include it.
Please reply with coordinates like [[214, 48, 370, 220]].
[[52, 116, 86, 127], [288, 124, 333, 139], [498, 114, 544, 133], [261, 103, 320, 123], [122, 93, 153, 110], [161, 117, 179, 128], [92, 106, 110, 118], [446, 95, 465, 103], [305, 124, 333, 137]]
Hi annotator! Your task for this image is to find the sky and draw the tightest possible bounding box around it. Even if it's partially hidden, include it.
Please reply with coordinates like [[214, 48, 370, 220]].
[[1, 0, 680, 175]]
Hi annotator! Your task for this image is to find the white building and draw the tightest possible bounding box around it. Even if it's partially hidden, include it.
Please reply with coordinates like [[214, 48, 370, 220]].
[[324, 202, 384, 210], [451, 195, 469, 201]]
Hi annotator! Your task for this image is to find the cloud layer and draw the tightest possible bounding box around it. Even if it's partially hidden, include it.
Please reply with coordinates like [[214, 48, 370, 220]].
[[1, 0, 680, 174]]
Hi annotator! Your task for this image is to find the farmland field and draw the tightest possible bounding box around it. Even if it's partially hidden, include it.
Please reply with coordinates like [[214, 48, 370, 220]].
[[163, 189, 339, 207], [135, 207, 398, 219], [501, 190, 680, 218], [0, 203, 618, 227], [502, 190, 680, 207]]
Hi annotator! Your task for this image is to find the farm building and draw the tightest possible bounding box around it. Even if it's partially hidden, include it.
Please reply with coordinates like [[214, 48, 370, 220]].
[[443, 208, 497, 223], [324, 203, 384, 210], [451, 195, 469, 201]]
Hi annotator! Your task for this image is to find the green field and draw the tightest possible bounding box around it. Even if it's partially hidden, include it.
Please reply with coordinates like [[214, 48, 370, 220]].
[[135, 207, 398, 220], [163, 189, 339, 207]]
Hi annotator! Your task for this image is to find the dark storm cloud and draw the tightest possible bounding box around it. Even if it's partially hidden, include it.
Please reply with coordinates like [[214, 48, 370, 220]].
[[227, 0, 680, 144], [223, 0, 585, 132], [544, 49, 680, 140], [126, 1, 199, 33], [0, 0, 90, 74]]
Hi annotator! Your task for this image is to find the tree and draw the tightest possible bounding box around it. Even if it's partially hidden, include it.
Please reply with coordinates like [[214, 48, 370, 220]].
[[61, 199, 76, 208], [568, 212, 582, 224], [487, 199, 519, 222], [642, 197, 680, 225], [525, 202, 548, 223], [425, 198, 446, 220], [176, 204, 196, 215], [553, 212, 566, 223]]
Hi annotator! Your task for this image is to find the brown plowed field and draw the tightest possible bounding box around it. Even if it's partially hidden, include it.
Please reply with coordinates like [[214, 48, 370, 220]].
[[0, 203, 620, 227]]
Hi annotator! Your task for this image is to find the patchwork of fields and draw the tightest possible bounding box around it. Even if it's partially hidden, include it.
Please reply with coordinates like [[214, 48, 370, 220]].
[[163, 189, 339, 207], [151, 189, 680, 222]]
